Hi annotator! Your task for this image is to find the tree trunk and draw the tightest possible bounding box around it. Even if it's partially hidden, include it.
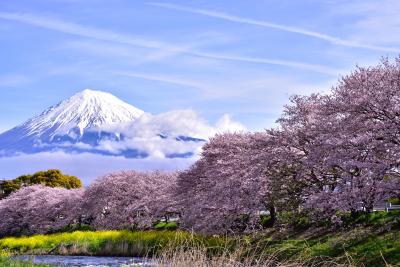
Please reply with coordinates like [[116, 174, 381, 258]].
[[269, 205, 276, 226]]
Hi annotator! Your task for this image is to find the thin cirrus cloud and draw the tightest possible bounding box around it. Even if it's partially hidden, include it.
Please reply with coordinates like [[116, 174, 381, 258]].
[[111, 71, 207, 90], [0, 11, 338, 75], [149, 2, 400, 53], [111, 70, 260, 99]]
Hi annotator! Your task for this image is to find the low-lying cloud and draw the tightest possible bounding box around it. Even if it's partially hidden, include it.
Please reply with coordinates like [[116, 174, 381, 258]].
[[0, 151, 196, 185], [0, 110, 246, 185], [58, 109, 246, 158]]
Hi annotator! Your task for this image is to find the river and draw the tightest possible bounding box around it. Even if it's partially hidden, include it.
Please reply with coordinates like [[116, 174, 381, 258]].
[[13, 255, 156, 266]]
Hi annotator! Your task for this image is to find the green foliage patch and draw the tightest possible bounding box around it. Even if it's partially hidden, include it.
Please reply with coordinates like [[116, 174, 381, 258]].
[[153, 221, 178, 231], [0, 169, 82, 198]]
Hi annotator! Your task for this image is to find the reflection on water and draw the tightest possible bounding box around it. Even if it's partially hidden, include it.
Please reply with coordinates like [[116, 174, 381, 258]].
[[14, 255, 156, 267]]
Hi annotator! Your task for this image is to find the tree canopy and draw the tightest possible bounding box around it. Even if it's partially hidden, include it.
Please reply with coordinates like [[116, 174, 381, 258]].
[[0, 169, 82, 198]]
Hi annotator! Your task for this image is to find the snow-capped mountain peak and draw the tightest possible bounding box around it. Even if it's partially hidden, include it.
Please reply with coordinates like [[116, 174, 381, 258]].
[[27, 89, 144, 136], [0, 89, 210, 158]]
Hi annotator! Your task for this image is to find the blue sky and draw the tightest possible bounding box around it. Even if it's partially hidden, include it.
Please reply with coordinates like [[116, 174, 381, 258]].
[[1, 0, 399, 133]]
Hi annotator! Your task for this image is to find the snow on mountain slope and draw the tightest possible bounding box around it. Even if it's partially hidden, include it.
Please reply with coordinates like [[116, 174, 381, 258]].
[[0, 89, 146, 156], [22, 89, 144, 137]]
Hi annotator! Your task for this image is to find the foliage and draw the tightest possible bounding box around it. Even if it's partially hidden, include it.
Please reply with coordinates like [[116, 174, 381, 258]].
[[154, 221, 178, 231], [0, 169, 82, 198], [389, 197, 400, 205], [260, 215, 274, 228]]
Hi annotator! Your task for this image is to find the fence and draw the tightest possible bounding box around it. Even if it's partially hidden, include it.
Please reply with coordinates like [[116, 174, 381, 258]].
[[373, 203, 400, 212]]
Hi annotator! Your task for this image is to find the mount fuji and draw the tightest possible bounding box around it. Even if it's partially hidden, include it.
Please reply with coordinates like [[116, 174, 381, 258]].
[[0, 89, 208, 158]]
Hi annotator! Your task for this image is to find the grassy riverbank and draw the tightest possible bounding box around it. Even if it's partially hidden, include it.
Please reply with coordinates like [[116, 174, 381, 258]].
[[0, 251, 50, 267], [0, 219, 399, 266], [0, 257, 50, 267], [0, 230, 230, 257]]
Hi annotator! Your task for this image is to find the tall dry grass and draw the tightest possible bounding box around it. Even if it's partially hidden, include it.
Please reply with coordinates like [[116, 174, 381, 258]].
[[152, 237, 360, 267]]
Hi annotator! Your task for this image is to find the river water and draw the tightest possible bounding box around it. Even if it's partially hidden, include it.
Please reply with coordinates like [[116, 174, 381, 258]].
[[13, 255, 156, 266]]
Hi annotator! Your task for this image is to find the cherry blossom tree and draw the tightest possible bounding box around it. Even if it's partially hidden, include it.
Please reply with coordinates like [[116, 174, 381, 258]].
[[175, 132, 277, 234], [278, 59, 400, 218], [0, 185, 83, 237], [80, 170, 178, 230]]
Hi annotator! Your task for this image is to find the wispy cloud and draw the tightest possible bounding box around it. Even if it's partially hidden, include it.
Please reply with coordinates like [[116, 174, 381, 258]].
[[112, 69, 336, 102], [111, 70, 244, 99], [0, 11, 338, 74], [188, 52, 340, 75], [112, 71, 207, 89], [149, 2, 400, 53], [0, 11, 185, 52], [327, 0, 400, 46]]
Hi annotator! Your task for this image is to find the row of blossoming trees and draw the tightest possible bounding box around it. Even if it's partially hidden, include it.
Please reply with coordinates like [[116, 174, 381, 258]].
[[1, 59, 400, 236]]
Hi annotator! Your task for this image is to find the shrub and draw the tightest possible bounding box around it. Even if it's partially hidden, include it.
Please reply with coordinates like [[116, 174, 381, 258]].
[[154, 221, 178, 231]]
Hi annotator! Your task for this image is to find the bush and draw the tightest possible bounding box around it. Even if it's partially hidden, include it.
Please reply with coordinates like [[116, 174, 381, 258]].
[[278, 211, 310, 229], [333, 210, 400, 229], [154, 221, 178, 231], [260, 215, 274, 228]]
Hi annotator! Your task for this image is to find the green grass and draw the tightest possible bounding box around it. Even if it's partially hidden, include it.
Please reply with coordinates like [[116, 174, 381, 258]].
[[257, 228, 400, 266], [0, 230, 231, 257], [0, 251, 50, 266], [0, 257, 51, 267]]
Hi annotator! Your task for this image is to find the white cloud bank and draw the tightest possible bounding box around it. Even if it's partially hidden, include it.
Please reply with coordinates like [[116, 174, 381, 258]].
[[0, 151, 196, 185], [63, 109, 246, 158]]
